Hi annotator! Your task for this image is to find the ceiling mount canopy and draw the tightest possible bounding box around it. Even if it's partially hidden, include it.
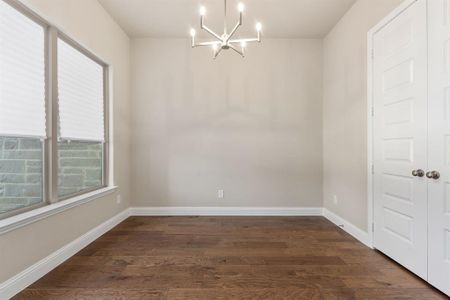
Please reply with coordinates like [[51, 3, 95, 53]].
[[189, 0, 262, 59]]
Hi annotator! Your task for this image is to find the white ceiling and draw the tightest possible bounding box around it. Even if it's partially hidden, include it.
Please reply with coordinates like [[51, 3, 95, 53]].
[[98, 0, 357, 38]]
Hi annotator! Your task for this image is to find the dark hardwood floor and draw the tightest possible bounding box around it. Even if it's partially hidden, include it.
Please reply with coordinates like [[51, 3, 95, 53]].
[[14, 216, 447, 299]]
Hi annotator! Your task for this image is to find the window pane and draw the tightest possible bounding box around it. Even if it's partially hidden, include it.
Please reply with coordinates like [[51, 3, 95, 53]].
[[0, 137, 43, 214], [57, 141, 103, 197], [0, 0, 46, 138], [57, 38, 105, 142]]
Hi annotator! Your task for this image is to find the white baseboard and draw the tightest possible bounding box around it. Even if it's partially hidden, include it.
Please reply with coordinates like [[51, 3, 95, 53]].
[[0, 208, 130, 300], [131, 207, 372, 247], [323, 208, 372, 248], [130, 206, 324, 216]]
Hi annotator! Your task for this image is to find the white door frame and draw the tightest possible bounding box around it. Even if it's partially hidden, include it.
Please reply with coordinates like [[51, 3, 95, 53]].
[[367, 0, 420, 248]]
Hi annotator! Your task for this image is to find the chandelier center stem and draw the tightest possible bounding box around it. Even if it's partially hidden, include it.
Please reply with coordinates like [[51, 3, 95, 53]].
[[224, 0, 227, 35]]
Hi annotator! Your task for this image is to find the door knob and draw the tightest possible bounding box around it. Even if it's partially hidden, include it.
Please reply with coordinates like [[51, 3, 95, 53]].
[[426, 171, 440, 180], [412, 169, 425, 177]]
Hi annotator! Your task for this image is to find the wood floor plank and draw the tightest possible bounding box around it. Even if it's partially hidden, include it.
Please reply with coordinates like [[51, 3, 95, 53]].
[[13, 216, 447, 299]]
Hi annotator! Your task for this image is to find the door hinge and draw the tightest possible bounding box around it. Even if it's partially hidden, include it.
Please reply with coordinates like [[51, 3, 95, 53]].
[[371, 164, 375, 174], [372, 222, 375, 233], [371, 107, 374, 117], [371, 48, 375, 60]]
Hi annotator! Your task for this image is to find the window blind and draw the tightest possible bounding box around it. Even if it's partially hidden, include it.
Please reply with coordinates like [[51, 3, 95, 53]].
[[57, 38, 104, 142], [0, 0, 46, 138]]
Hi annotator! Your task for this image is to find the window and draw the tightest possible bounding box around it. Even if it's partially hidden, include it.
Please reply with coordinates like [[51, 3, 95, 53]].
[[57, 38, 106, 198], [0, 0, 109, 219], [57, 141, 104, 198], [0, 137, 44, 215], [0, 0, 45, 215]]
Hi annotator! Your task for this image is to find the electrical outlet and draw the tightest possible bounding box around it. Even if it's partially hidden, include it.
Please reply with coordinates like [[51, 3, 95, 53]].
[[116, 194, 121, 204], [333, 195, 338, 205], [218, 189, 224, 199]]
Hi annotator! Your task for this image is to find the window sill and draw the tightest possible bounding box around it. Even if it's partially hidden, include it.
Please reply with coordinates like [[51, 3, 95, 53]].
[[0, 186, 118, 235]]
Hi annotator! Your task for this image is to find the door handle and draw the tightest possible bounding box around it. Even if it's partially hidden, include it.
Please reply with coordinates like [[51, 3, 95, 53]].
[[426, 171, 440, 180], [412, 169, 425, 177]]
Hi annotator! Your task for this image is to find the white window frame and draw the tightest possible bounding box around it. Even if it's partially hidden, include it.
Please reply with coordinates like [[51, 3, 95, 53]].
[[0, 0, 114, 224], [54, 33, 110, 201]]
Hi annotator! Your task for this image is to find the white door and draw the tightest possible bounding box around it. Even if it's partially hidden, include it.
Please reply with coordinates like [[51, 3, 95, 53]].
[[427, 0, 450, 295], [373, 0, 428, 279]]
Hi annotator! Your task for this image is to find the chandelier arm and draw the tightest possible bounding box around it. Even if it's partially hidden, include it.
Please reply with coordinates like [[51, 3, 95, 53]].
[[227, 21, 241, 42], [214, 47, 223, 59], [229, 37, 260, 44], [201, 24, 223, 41], [229, 44, 244, 57], [196, 41, 221, 46]]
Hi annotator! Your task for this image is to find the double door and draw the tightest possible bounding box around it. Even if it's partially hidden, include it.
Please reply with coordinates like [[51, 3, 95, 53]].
[[373, 0, 450, 296]]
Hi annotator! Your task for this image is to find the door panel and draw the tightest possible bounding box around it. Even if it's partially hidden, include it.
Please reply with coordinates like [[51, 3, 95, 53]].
[[383, 139, 413, 162], [373, 0, 428, 279], [428, 0, 450, 295], [382, 174, 413, 201], [384, 99, 414, 125]]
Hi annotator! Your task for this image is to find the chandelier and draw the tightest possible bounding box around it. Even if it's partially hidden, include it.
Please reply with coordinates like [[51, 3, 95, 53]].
[[189, 0, 262, 59]]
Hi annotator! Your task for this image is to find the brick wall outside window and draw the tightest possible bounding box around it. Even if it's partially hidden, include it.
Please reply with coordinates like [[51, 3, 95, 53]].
[[0, 137, 103, 214]]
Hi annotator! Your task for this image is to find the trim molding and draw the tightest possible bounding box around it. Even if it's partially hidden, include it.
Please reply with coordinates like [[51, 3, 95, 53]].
[[0, 208, 130, 300], [0, 186, 118, 235], [323, 208, 372, 248], [130, 206, 324, 216]]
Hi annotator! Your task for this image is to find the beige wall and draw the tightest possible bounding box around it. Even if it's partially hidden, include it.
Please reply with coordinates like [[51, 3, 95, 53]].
[[131, 39, 323, 208], [0, 0, 131, 282], [322, 0, 403, 231]]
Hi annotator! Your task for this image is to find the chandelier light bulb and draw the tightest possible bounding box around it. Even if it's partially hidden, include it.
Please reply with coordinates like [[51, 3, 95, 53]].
[[241, 41, 247, 48], [200, 6, 206, 16], [256, 22, 262, 32], [190, 28, 196, 37], [212, 44, 218, 51], [238, 3, 245, 12]]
